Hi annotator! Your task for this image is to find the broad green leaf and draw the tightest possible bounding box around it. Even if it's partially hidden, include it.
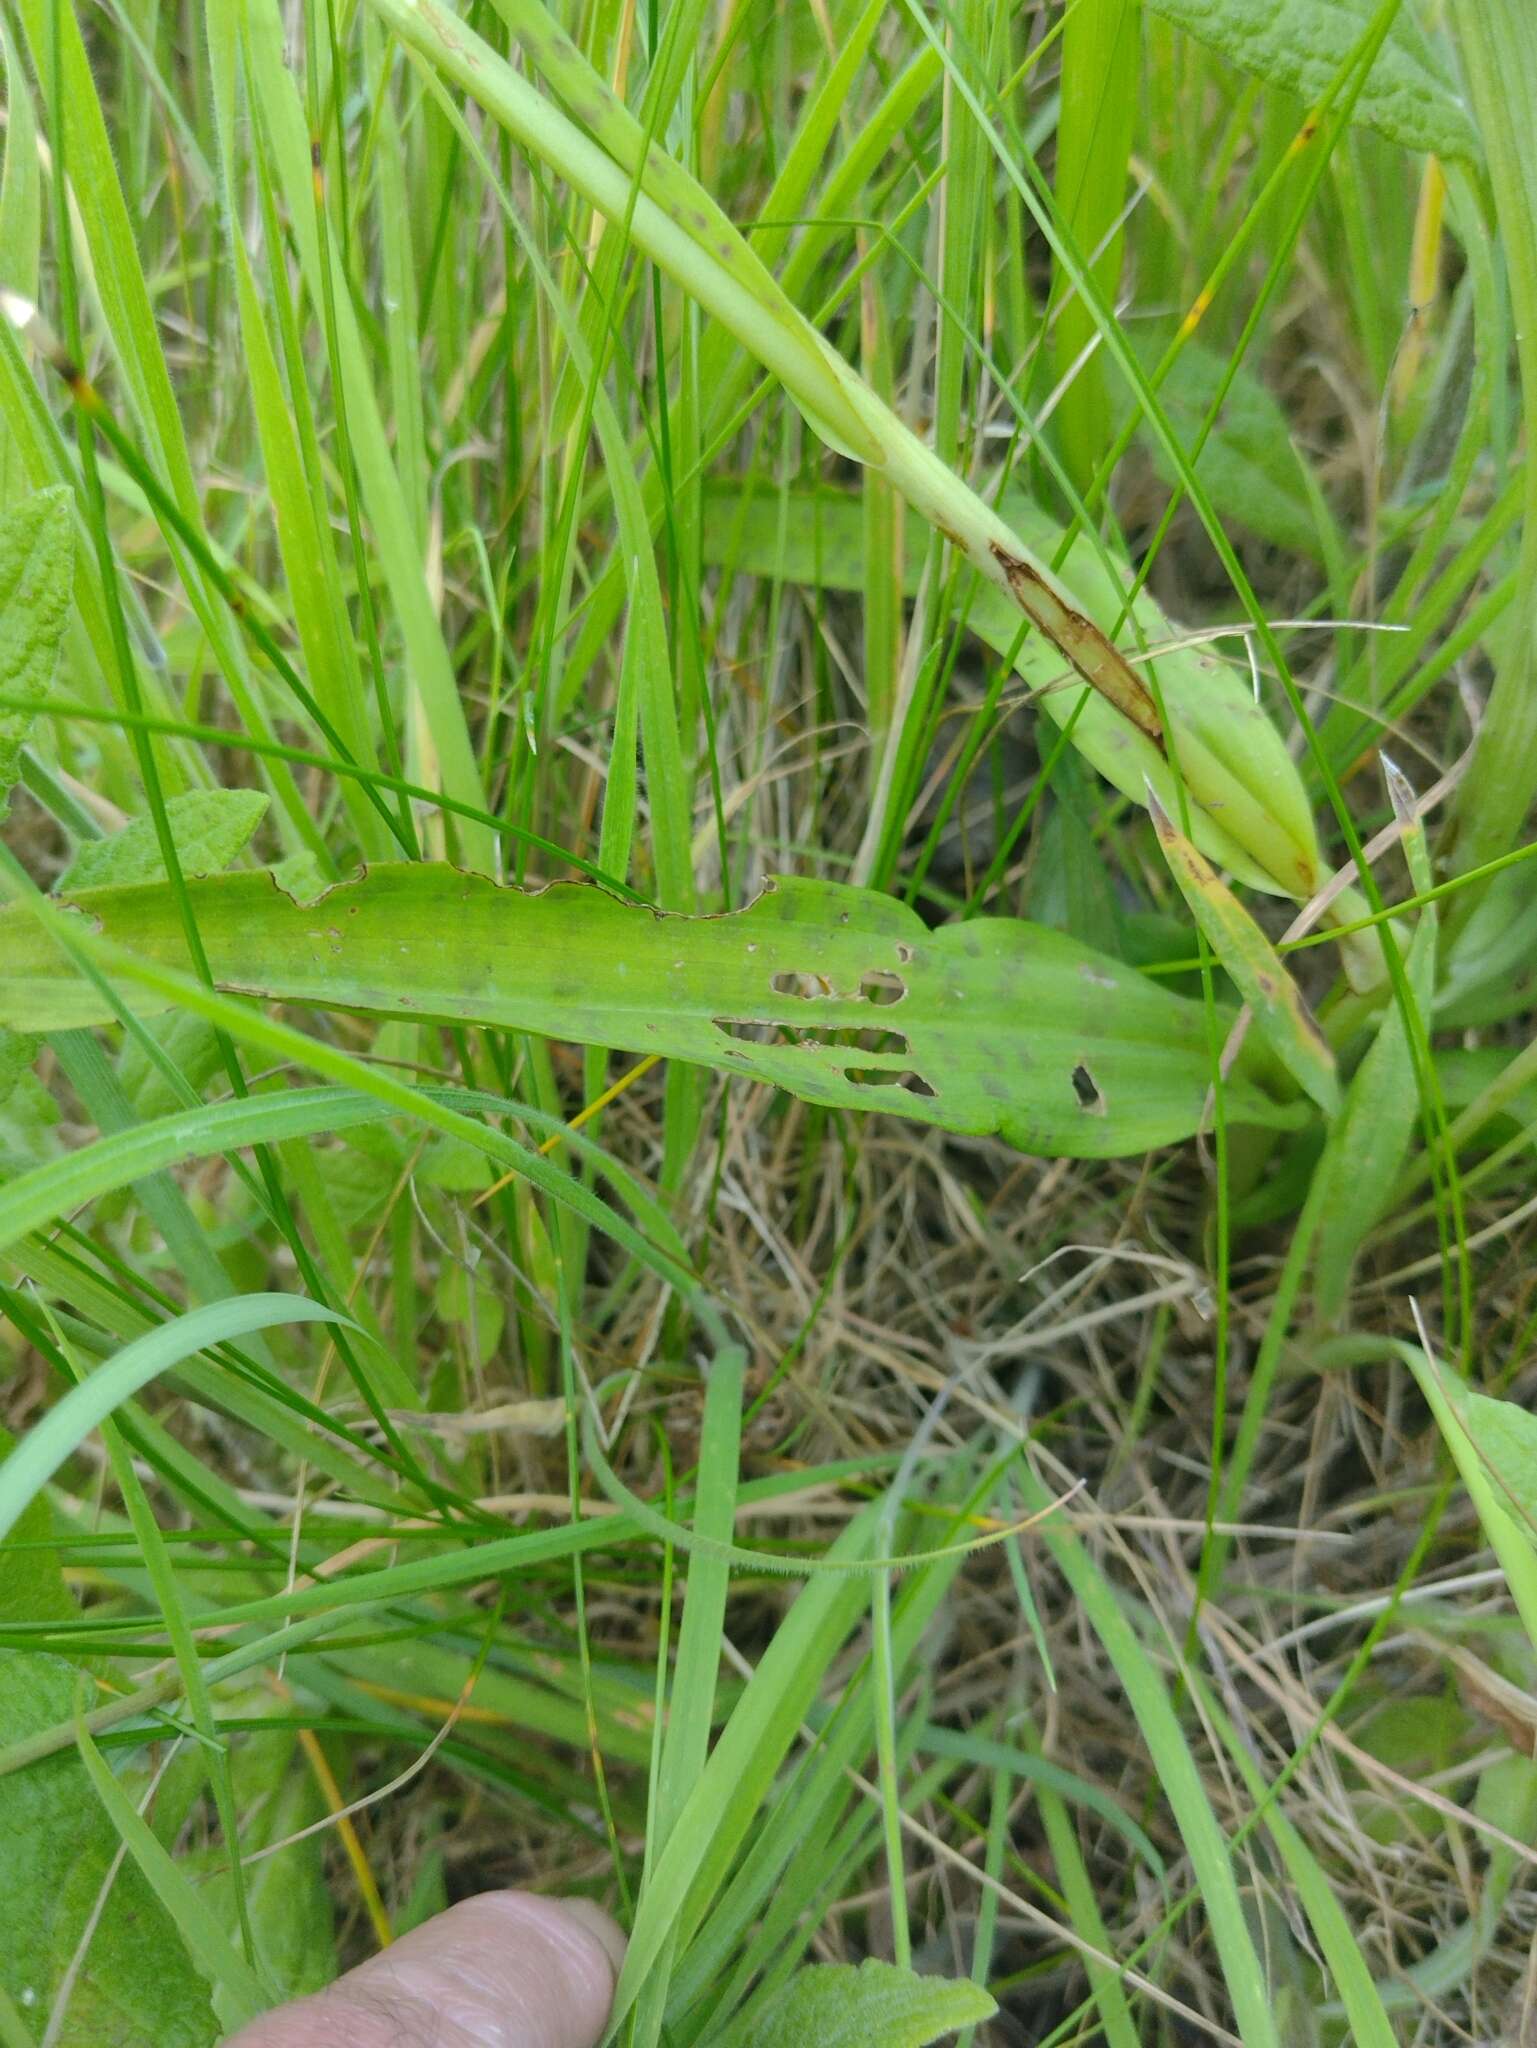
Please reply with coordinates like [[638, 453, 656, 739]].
[[73, 1715, 267, 2033], [1146, 0, 1480, 161], [0, 487, 72, 815], [1313, 913, 1438, 1321], [116, 1010, 222, 1120], [733, 1959, 994, 2048], [0, 1653, 219, 2046], [1149, 789, 1339, 1114], [183, 1725, 336, 2004], [266, 851, 330, 905], [58, 789, 268, 892], [700, 481, 1321, 899], [0, 1055, 59, 1177], [0, 866, 1307, 1158]]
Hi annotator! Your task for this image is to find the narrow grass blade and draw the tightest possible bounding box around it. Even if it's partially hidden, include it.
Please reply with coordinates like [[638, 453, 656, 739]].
[[229, 0, 493, 866], [699, 481, 1319, 898], [1312, 910, 1437, 1321], [0, 1296, 348, 1543], [1013, 1461, 1282, 2048], [1051, 0, 1140, 493], [1187, 1668, 1400, 2047], [1443, 3, 1537, 888], [630, 1343, 744, 2043], [607, 1503, 881, 2035]]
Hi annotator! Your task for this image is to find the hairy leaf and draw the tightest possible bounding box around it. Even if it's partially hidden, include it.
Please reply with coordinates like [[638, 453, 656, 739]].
[[59, 789, 269, 892], [0, 487, 73, 817], [734, 1960, 993, 2048], [0, 1654, 218, 2046], [0, 866, 1308, 1159], [1143, 341, 1338, 562], [1146, 0, 1479, 160], [0, 1028, 37, 1109]]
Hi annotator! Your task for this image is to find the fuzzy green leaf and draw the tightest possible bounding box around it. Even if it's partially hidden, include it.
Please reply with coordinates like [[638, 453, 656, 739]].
[[0, 1427, 72, 1625], [0, 487, 73, 818], [0, 1029, 38, 1109], [1146, 0, 1479, 160], [735, 1959, 993, 2048], [0, 1654, 219, 2046], [0, 865, 1309, 1159], [1144, 341, 1337, 562], [59, 789, 269, 892]]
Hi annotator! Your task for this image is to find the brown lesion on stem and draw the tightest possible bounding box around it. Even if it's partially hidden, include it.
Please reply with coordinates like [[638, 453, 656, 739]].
[[989, 541, 1163, 745]]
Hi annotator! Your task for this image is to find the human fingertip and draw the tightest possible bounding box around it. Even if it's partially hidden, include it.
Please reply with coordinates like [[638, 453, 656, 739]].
[[547, 1895, 627, 1980], [221, 1886, 626, 2048]]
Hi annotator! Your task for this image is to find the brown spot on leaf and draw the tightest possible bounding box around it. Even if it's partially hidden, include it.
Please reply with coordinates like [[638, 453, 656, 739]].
[[989, 542, 1163, 744]]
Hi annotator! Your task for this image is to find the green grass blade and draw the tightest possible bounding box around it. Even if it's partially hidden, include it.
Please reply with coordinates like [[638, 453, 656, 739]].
[[1013, 1461, 1282, 2048], [0, 1295, 346, 1542]]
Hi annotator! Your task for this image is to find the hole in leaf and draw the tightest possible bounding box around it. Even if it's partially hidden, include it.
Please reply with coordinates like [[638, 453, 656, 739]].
[[859, 971, 907, 1007], [716, 1019, 910, 1059], [765, 969, 908, 1005], [715, 1017, 778, 1045], [1071, 1062, 1105, 1114], [770, 969, 832, 999], [846, 1067, 936, 1097]]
